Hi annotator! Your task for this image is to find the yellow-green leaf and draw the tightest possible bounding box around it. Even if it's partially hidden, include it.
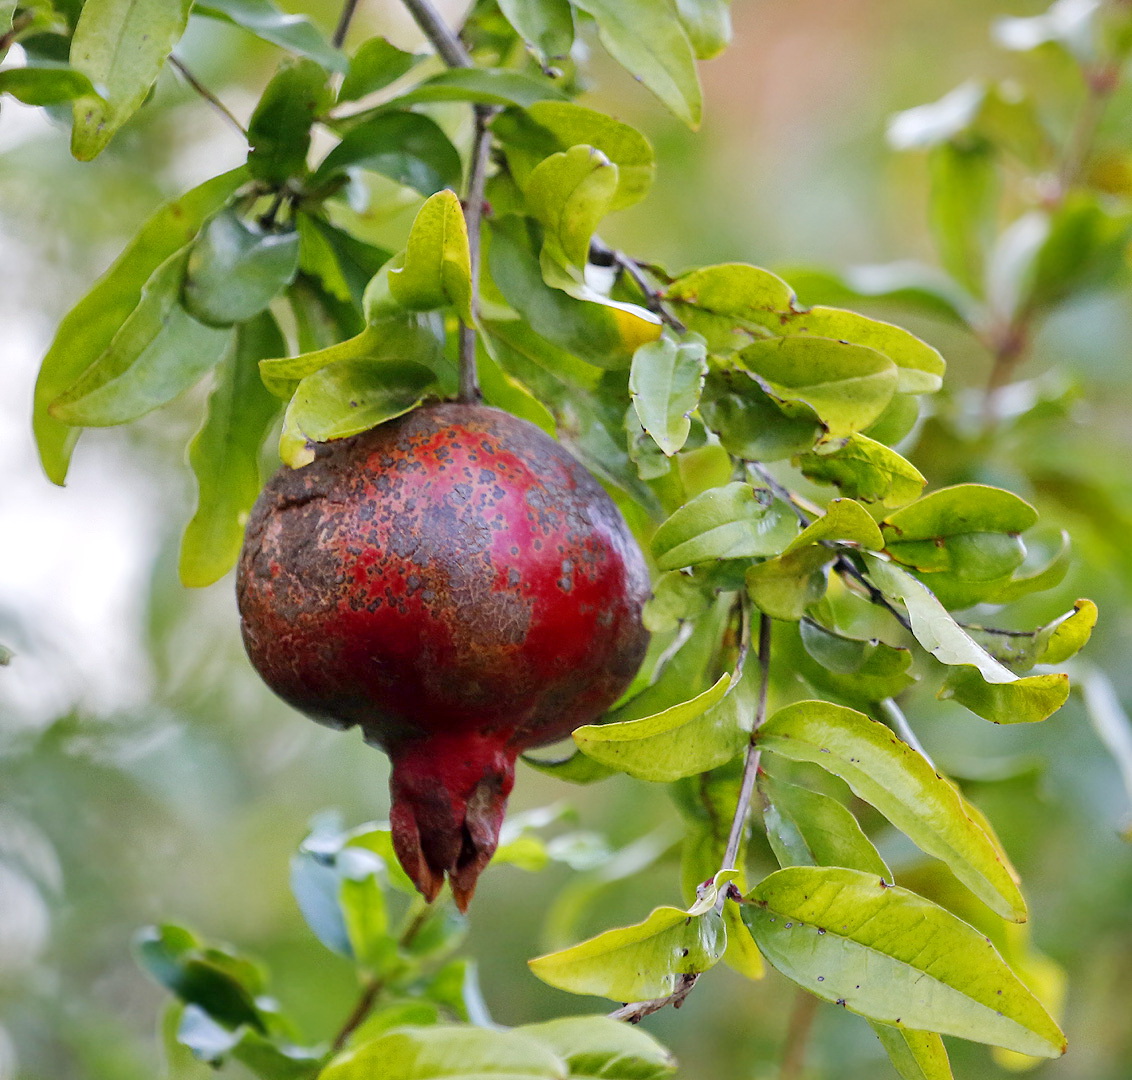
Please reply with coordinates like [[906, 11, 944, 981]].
[[869, 1022, 953, 1080], [389, 190, 473, 321]]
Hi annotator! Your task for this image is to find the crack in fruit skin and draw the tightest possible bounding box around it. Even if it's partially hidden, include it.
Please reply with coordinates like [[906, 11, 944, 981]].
[[236, 403, 650, 908]]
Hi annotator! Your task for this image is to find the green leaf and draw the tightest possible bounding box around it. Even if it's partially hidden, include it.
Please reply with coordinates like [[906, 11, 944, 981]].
[[745, 546, 830, 622], [881, 485, 1037, 581], [787, 499, 884, 553], [928, 142, 997, 297], [743, 867, 1065, 1057], [964, 599, 1098, 671], [797, 620, 917, 704], [194, 0, 345, 72], [279, 360, 436, 468], [321, 1025, 567, 1080], [338, 36, 420, 101], [700, 368, 822, 462], [496, 101, 655, 211], [497, 0, 574, 63], [49, 250, 234, 426], [34, 169, 246, 484], [518, 1017, 675, 1080], [69, 0, 192, 159], [182, 210, 300, 327], [629, 338, 707, 456], [869, 1023, 953, 1080], [389, 189, 472, 321], [179, 313, 282, 588], [529, 896, 727, 1001], [248, 58, 332, 183], [571, 0, 702, 127], [938, 666, 1070, 725], [664, 263, 795, 353], [300, 217, 394, 312], [313, 112, 462, 196], [487, 217, 662, 368], [477, 340, 556, 436], [388, 67, 568, 108], [339, 868, 392, 975], [573, 667, 749, 782], [526, 144, 618, 269], [175, 1007, 323, 1078], [757, 699, 1027, 921], [652, 481, 799, 570], [0, 60, 98, 104], [674, 0, 732, 59], [797, 434, 925, 508], [739, 337, 898, 438], [759, 772, 891, 878]]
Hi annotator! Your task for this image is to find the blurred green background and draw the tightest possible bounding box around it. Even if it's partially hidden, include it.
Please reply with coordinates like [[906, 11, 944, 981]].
[[2, 1, 1131, 1077]]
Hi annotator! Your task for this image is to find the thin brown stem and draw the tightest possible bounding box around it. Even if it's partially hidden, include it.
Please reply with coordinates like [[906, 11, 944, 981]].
[[400, 0, 473, 68], [332, 0, 362, 48], [590, 238, 685, 331], [330, 976, 384, 1053], [168, 55, 247, 138], [607, 973, 701, 1024], [779, 989, 820, 1080]]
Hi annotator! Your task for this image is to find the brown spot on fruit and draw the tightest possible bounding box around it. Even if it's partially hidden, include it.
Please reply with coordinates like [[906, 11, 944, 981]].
[[237, 403, 650, 909]]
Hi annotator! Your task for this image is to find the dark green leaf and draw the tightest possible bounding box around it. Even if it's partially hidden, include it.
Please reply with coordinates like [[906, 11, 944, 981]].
[[700, 368, 822, 462], [182, 210, 299, 326], [338, 36, 420, 102], [928, 142, 997, 297], [313, 111, 462, 196], [177, 1007, 322, 1078], [248, 58, 332, 183], [0, 60, 98, 104], [179, 313, 282, 588], [69, 0, 192, 159], [49, 249, 234, 426], [195, 0, 345, 72]]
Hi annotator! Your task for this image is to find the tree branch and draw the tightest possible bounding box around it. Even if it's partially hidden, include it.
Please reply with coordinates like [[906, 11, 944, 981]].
[[332, 0, 363, 48], [168, 55, 247, 139], [589, 238, 685, 331], [400, 0, 473, 67]]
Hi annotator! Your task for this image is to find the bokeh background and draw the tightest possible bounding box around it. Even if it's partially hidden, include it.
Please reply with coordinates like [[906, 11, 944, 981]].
[[3, 1, 1132, 1077]]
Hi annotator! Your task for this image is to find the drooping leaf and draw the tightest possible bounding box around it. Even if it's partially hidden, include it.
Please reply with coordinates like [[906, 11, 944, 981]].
[[786, 499, 884, 553], [651, 481, 799, 570], [743, 867, 1065, 1057], [312, 112, 462, 196], [279, 359, 436, 468], [869, 1023, 953, 1080], [34, 169, 247, 484], [49, 250, 234, 426], [179, 313, 283, 588], [529, 890, 727, 1001], [699, 368, 823, 462], [338, 36, 421, 101], [571, 0, 702, 127], [796, 620, 917, 704], [389, 189, 472, 321], [247, 58, 333, 183], [739, 337, 898, 438], [756, 699, 1027, 921], [320, 1025, 567, 1080], [526, 144, 619, 269], [963, 599, 1097, 671], [518, 1017, 675, 1080], [664, 263, 794, 353], [629, 338, 707, 456], [69, 0, 193, 160], [182, 210, 300, 327], [938, 665, 1071, 725], [497, 0, 574, 63], [0, 60, 98, 104], [797, 434, 926, 508], [195, 0, 345, 72]]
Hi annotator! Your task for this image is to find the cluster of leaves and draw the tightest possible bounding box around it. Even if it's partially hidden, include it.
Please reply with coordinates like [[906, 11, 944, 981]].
[[140, 813, 676, 1079], [17, 0, 1122, 1077]]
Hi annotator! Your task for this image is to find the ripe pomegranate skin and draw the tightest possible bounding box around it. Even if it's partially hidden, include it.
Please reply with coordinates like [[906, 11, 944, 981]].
[[236, 403, 650, 909]]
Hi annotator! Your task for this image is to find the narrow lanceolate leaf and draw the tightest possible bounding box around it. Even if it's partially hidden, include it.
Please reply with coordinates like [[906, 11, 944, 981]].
[[179, 313, 283, 588], [497, 0, 574, 63], [630, 338, 708, 456], [279, 360, 436, 468], [798, 434, 926, 509], [869, 1021, 953, 1080], [0, 62, 99, 105], [182, 210, 300, 327], [320, 1025, 567, 1080], [743, 868, 1065, 1057], [757, 700, 1027, 921], [34, 168, 247, 485], [70, 0, 193, 159], [573, 665, 748, 782], [517, 1017, 675, 1080], [570, 0, 702, 128], [865, 556, 1070, 724], [194, 0, 346, 72], [740, 337, 898, 438], [652, 482, 799, 571], [389, 189, 472, 321], [49, 250, 234, 427], [526, 144, 618, 269], [529, 896, 726, 1001]]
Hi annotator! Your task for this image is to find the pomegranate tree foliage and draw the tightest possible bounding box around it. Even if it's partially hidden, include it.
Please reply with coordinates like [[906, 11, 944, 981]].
[[15, 0, 1132, 1074]]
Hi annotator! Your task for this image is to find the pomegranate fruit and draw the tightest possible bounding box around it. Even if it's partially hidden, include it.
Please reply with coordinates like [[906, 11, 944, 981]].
[[237, 403, 650, 910]]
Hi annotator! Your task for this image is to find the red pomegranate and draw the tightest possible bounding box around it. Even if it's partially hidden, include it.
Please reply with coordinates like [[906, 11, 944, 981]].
[[236, 403, 650, 909]]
